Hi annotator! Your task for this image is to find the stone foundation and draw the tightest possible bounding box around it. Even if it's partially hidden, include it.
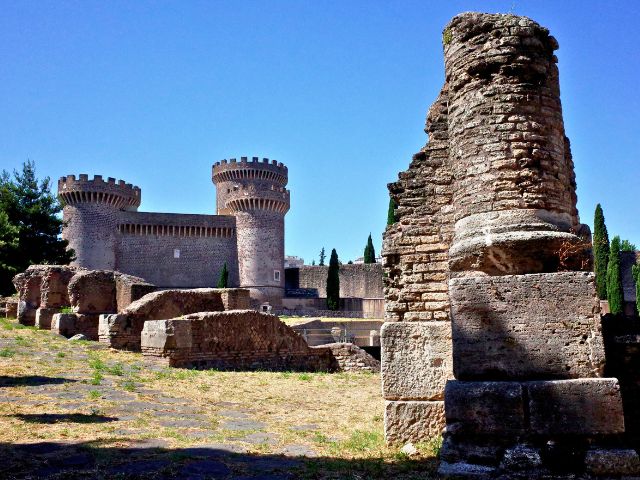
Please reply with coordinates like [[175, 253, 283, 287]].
[[320, 343, 380, 372], [52, 313, 100, 340], [141, 310, 335, 371]]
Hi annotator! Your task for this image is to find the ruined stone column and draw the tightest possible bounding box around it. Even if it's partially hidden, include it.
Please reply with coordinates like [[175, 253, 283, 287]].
[[444, 13, 585, 275], [437, 13, 630, 479]]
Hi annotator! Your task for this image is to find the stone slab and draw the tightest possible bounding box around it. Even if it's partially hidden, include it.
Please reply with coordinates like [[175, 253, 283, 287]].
[[444, 381, 525, 436], [381, 321, 453, 400], [584, 448, 640, 475], [527, 378, 625, 435], [384, 400, 445, 444], [449, 272, 605, 380]]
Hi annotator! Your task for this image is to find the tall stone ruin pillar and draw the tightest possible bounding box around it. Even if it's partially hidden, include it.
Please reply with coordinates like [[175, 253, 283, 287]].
[[437, 13, 628, 478]]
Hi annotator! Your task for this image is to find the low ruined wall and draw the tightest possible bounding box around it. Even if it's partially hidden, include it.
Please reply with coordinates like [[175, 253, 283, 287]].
[[291, 319, 383, 347], [99, 288, 250, 350], [141, 310, 337, 371], [287, 264, 383, 299], [279, 298, 384, 319], [315, 343, 380, 372]]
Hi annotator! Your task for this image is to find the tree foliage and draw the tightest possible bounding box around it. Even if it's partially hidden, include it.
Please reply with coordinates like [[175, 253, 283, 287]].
[[387, 196, 397, 226], [216, 262, 229, 288], [593, 204, 610, 299], [606, 236, 624, 315], [319, 247, 326, 266], [0, 161, 74, 295], [621, 239, 637, 252], [326, 248, 340, 311], [363, 233, 376, 263]]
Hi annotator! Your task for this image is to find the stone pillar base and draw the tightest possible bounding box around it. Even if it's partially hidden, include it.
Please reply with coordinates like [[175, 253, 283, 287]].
[[35, 308, 58, 329], [439, 379, 626, 478]]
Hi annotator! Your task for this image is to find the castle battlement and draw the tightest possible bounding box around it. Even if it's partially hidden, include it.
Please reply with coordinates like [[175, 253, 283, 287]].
[[58, 174, 141, 210], [212, 157, 288, 186]]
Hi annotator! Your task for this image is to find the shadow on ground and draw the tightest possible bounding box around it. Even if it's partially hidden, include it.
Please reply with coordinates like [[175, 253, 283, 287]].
[[0, 440, 440, 480], [0, 376, 76, 388], [7, 413, 118, 424]]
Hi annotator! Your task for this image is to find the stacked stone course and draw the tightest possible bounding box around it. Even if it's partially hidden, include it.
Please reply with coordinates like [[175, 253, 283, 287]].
[[383, 12, 633, 478]]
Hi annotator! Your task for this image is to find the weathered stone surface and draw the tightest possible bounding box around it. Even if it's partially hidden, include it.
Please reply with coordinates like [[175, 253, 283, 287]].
[[99, 288, 249, 350], [39, 266, 77, 308], [141, 310, 336, 371], [499, 445, 542, 471], [444, 381, 525, 436], [52, 313, 100, 340], [449, 272, 605, 380], [528, 378, 625, 435], [440, 437, 504, 467], [35, 308, 58, 329], [584, 448, 640, 475], [114, 273, 156, 311], [438, 461, 495, 479], [384, 400, 445, 444], [381, 321, 452, 400], [4, 298, 17, 318], [316, 343, 380, 372], [68, 270, 117, 313]]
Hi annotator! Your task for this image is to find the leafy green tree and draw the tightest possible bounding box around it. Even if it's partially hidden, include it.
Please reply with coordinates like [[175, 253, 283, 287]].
[[216, 262, 229, 288], [0, 161, 74, 295], [326, 248, 340, 311], [0, 211, 19, 291], [319, 247, 326, 266], [593, 204, 610, 299], [633, 264, 640, 317], [387, 196, 397, 225], [621, 240, 637, 252], [363, 233, 376, 263], [606, 236, 624, 314]]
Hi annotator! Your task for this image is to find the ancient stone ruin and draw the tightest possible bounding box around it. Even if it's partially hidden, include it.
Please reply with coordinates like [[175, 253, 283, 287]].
[[383, 12, 636, 478], [11, 265, 379, 373]]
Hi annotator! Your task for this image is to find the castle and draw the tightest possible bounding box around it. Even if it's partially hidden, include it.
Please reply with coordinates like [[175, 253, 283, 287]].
[[58, 157, 290, 306]]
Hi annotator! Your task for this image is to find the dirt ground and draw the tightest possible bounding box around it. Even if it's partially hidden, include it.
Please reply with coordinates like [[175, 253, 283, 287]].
[[0, 317, 440, 479]]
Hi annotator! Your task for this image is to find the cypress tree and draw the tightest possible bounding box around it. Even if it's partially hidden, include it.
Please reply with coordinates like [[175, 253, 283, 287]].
[[326, 248, 340, 310], [363, 233, 376, 263], [216, 262, 229, 288], [607, 236, 624, 314], [593, 204, 610, 299], [319, 247, 326, 266], [621, 239, 637, 252], [387, 196, 397, 226]]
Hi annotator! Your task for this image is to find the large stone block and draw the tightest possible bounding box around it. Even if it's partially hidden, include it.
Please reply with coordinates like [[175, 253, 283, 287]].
[[68, 270, 117, 313], [52, 313, 100, 340], [35, 308, 58, 329], [384, 400, 445, 444], [381, 321, 453, 400], [444, 381, 525, 436], [527, 378, 625, 436], [449, 272, 605, 380], [584, 448, 640, 476]]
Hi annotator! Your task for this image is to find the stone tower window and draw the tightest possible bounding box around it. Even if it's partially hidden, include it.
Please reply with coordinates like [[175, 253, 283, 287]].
[[173, 249, 180, 259], [273, 270, 280, 282]]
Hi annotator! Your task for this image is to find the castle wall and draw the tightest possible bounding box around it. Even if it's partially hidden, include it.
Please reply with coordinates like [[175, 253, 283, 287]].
[[115, 212, 239, 288], [288, 264, 384, 299]]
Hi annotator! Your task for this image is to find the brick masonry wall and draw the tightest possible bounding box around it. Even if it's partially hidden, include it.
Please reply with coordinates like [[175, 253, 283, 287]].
[[141, 310, 336, 371], [116, 212, 239, 288], [291, 264, 383, 299]]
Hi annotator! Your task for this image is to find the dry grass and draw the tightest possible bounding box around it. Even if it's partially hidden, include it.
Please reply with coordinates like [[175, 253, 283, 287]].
[[0, 316, 440, 479]]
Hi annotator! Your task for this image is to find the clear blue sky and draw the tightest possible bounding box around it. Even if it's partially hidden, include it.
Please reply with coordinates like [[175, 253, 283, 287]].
[[1, 0, 639, 263]]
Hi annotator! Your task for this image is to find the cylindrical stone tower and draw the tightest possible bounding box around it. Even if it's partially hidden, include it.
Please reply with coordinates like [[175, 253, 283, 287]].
[[212, 157, 290, 306], [444, 13, 585, 274], [58, 174, 141, 270]]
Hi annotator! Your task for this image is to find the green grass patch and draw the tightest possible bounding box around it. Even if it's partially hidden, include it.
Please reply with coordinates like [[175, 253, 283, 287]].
[[338, 429, 384, 454], [0, 348, 16, 358], [120, 379, 137, 392], [88, 390, 102, 400], [297, 373, 312, 381], [105, 363, 125, 376], [90, 371, 103, 385], [56, 351, 66, 358], [14, 335, 32, 347]]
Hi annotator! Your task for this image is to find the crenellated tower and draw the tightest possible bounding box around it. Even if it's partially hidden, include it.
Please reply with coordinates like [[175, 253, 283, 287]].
[[58, 174, 141, 270], [212, 157, 290, 305]]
